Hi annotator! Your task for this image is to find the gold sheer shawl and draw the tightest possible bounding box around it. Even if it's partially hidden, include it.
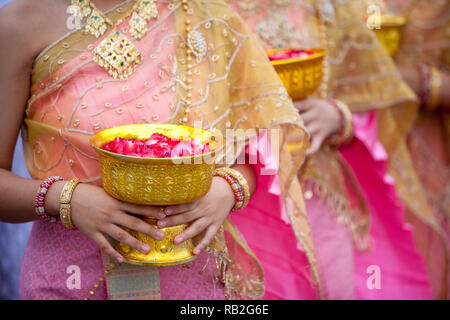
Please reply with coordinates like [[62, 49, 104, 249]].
[[24, 0, 318, 299], [303, 0, 445, 242], [380, 0, 450, 299], [228, 0, 428, 250], [388, 0, 450, 218]]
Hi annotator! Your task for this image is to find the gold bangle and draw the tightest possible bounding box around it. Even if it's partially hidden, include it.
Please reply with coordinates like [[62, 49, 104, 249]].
[[327, 99, 353, 147], [216, 167, 250, 211], [59, 179, 82, 229], [426, 66, 442, 111]]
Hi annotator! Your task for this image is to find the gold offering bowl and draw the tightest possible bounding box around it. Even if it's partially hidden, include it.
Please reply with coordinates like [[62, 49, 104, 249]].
[[116, 218, 197, 266], [372, 14, 407, 57], [267, 48, 325, 100], [91, 124, 223, 266]]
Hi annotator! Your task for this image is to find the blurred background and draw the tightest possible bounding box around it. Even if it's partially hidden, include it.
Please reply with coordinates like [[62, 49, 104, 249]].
[[0, 0, 33, 300]]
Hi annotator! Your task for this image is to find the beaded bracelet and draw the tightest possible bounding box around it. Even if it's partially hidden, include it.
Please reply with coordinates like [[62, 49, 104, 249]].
[[428, 67, 442, 111], [35, 176, 64, 222], [214, 168, 250, 212], [326, 99, 353, 147], [419, 64, 432, 108], [224, 168, 251, 210], [215, 171, 245, 211]]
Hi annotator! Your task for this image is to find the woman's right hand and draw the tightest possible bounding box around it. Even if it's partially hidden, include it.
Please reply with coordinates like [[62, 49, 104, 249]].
[[67, 183, 166, 263]]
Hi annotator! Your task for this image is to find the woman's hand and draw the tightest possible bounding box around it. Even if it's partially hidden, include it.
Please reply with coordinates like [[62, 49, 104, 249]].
[[67, 183, 167, 263], [157, 176, 235, 255], [294, 98, 342, 155], [398, 65, 450, 111]]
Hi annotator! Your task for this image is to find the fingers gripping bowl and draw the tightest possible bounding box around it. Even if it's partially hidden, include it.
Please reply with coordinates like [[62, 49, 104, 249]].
[[91, 124, 223, 266]]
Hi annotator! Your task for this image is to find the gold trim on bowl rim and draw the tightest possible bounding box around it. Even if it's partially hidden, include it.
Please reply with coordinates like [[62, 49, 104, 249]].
[[378, 14, 407, 28], [372, 14, 407, 57]]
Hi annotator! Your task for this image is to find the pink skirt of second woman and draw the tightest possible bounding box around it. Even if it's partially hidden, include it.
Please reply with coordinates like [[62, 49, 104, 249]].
[[232, 111, 433, 300]]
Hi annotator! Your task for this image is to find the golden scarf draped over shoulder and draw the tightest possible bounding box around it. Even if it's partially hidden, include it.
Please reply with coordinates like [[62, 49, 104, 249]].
[[24, 0, 318, 299]]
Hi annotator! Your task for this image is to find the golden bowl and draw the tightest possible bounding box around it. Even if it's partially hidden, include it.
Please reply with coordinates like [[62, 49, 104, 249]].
[[372, 14, 407, 57], [267, 48, 325, 100], [91, 123, 223, 266], [115, 218, 197, 266], [91, 124, 223, 206]]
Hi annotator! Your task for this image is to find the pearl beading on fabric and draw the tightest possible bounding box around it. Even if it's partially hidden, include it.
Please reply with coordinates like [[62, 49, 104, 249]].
[[181, 0, 193, 124]]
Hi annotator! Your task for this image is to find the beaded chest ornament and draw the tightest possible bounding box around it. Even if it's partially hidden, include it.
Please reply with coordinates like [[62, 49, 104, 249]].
[[69, 0, 206, 125]]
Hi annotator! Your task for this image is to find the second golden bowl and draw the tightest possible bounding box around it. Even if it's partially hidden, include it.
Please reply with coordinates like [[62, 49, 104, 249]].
[[372, 14, 407, 57], [268, 48, 325, 100]]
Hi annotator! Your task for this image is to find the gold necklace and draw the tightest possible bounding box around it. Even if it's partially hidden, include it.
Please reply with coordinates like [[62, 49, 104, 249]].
[[70, 0, 158, 80], [70, 0, 158, 38], [73, 0, 198, 124]]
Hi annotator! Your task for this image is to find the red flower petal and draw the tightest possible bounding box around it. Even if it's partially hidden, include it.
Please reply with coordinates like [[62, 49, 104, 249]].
[[102, 134, 211, 158]]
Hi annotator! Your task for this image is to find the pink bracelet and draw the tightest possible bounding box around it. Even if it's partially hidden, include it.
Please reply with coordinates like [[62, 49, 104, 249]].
[[35, 176, 64, 222], [326, 99, 353, 146], [418, 65, 430, 106], [214, 169, 247, 212]]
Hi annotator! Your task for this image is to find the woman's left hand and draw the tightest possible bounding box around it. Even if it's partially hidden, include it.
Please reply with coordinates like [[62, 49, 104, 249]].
[[294, 98, 342, 156], [156, 176, 235, 254]]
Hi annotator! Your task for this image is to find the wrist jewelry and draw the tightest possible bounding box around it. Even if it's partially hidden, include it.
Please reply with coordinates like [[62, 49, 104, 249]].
[[326, 99, 353, 146], [59, 179, 82, 229], [419, 64, 431, 108], [427, 66, 442, 111], [214, 167, 250, 212], [419, 64, 442, 111], [35, 176, 65, 222]]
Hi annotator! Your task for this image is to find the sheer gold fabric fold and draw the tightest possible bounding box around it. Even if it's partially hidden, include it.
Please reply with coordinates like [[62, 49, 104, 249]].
[[381, 0, 450, 299]]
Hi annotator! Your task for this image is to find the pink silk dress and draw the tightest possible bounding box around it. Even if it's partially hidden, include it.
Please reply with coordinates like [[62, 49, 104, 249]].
[[228, 0, 433, 299], [340, 112, 432, 299], [19, 1, 315, 300]]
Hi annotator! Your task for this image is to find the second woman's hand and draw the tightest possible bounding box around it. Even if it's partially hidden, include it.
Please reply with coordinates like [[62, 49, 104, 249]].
[[294, 98, 342, 156], [157, 176, 235, 255]]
